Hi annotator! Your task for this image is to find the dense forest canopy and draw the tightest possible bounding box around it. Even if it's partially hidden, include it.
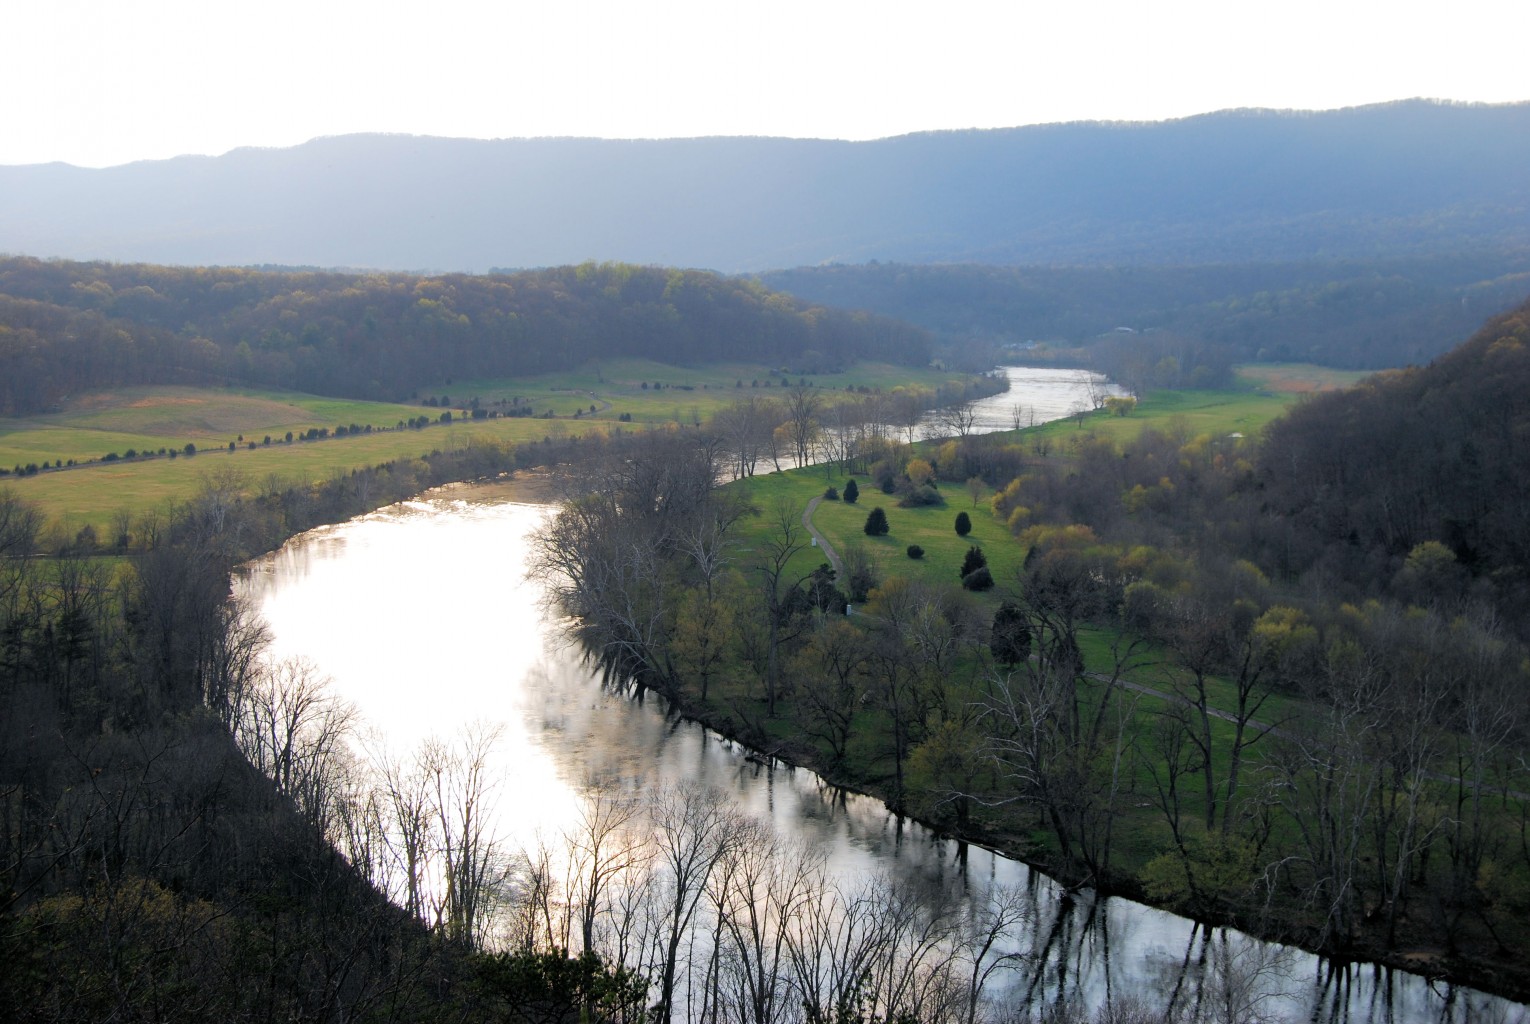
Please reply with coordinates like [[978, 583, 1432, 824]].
[[1257, 295, 1530, 613], [2, 100, 1526, 272], [0, 258, 930, 413]]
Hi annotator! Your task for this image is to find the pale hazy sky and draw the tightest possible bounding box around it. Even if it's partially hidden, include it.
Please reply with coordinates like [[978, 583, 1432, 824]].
[[4, 0, 1526, 168]]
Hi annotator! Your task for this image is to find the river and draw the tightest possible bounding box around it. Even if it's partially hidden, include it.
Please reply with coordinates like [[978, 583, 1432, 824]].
[[918, 365, 1130, 439], [232, 369, 1525, 1024]]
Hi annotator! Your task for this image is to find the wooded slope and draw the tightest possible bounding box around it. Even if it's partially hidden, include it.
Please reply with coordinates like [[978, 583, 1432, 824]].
[[761, 254, 1530, 370], [1258, 295, 1530, 607], [0, 258, 929, 413]]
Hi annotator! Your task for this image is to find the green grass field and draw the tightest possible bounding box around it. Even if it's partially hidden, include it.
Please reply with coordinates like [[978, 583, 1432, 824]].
[[1, 360, 986, 536], [1025, 386, 1296, 448], [0, 359, 1350, 543], [724, 465, 1019, 602]]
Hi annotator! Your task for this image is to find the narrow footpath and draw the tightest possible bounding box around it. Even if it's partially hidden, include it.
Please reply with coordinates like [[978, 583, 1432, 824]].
[[801, 495, 844, 579]]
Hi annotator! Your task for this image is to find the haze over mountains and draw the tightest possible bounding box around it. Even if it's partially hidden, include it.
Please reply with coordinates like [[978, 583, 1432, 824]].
[[3, 100, 1527, 274]]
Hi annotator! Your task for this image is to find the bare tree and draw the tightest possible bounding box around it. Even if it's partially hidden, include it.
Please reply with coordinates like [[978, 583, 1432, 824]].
[[424, 722, 512, 947], [236, 657, 356, 837], [647, 782, 747, 1024], [1009, 402, 1029, 432], [714, 396, 780, 480], [565, 787, 651, 956], [932, 399, 978, 440], [956, 885, 1033, 1024], [368, 735, 441, 925], [784, 385, 822, 468], [708, 823, 823, 1024], [753, 497, 810, 716]]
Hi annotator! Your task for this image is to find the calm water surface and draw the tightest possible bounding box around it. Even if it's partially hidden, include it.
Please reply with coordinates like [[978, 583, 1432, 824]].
[[918, 365, 1130, 439]]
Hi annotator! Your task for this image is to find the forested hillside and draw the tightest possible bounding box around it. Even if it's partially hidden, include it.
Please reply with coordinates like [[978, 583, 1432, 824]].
[[0, 258, 929, 413], [1257, 295, 1530, 613], [760, 254, 1530, 374], [2, 100, 1526, 272]]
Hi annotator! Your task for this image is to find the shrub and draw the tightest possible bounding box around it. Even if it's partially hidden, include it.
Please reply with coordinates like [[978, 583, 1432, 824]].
[[897, 485, 943, 508], [907, 544, 924, 559], [863, 507, 889, 536], [955, 511, 972, 536], [962, 566, 995, 591], [824, 486, 839, 501], [843, 478, 859, 504]]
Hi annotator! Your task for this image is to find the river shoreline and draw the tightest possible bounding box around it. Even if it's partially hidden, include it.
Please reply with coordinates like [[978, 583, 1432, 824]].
[[651, 680, 1530, 1008]]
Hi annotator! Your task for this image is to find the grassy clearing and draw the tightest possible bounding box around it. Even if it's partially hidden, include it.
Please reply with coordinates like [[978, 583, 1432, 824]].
[[725, 466, 1018, 604], [1025, 387, 1297, 448], [1006, 362, 1367, 452]]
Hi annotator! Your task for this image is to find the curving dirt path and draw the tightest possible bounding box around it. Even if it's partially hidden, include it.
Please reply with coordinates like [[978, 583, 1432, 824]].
[[801, 495, 844, 579]]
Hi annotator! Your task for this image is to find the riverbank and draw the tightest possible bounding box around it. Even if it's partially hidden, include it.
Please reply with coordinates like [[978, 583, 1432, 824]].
[[653, 674, 1530, 1006]]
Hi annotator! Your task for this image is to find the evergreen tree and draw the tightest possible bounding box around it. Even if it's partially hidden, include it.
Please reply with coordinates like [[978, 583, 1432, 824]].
[[991, 601, 1031, 665], [863, 506, 889, 536], [960, 545, 987, 579], [962, 565, 994, 591], [955, 511, 972, 536], [843, 478, 860, 504]]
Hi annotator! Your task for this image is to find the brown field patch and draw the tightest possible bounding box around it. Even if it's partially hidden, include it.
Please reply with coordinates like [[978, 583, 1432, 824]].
[[1237, 363, 1370, 394]]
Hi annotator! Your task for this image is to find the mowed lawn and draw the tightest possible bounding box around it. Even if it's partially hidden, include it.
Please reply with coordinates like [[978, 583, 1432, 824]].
[[726, 465, 1022, 612]]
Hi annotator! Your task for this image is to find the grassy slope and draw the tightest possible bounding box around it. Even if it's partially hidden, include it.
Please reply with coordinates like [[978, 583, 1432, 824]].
[[712, 365, 1360, 867]]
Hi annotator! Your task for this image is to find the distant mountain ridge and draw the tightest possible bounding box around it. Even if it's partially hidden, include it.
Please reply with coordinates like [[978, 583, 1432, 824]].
[[2, 100, 1527, 273]]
